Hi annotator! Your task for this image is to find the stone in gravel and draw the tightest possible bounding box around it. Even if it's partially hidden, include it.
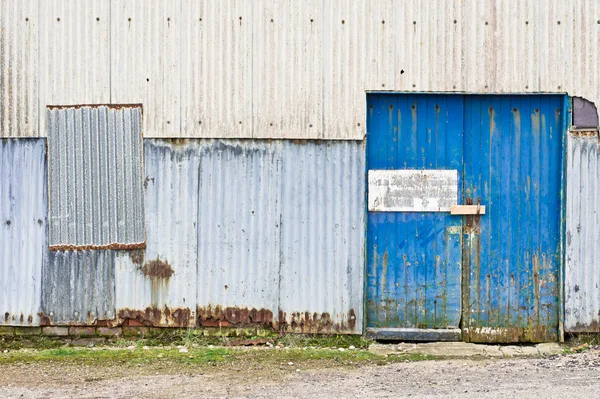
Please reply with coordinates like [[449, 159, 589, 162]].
[[349, 346, 356, 350], [288, 362, 294, 366], [179, 347, 189, 353], [142, 346, 150, 350], [339, 348, 346, 352]]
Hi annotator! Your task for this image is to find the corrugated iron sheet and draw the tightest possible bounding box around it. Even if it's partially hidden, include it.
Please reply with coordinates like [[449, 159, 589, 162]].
[[565, 131, 600, 332], [0, 139, 46, 326], [40, 250, 115, 325], [114, 140, 200, 327], [114, 139, 363, 331], [3, 1, 600, 139], [0, 0, 38, 138], [46, 105, 145, 250], [196, 140, 282, 326], [38, 0, 110, 137], [280, 141, 365, 333]]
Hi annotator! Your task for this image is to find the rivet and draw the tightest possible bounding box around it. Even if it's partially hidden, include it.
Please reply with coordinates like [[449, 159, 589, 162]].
[[167, 17, 171, 22], [382, 20, 385, 24], [5, 220, 10, 226], [310, 18, 313, 22], [239, 121, 242, 124], [270, 18, 273, 22], [309, 124, 313, 127], [199, 18, 202, 22], [270, 123, 273, 126], [413, 21, 416, 25], [167, 121, 170, 124], [357, 123, 361, 127], [485, 21, 488, 25], [453, 85, 456, 89], [381, 83, 385, 87], [525, 85, 529, 89], [25, 17, 29, 22], [389, 104, 393, 109], [512, 108, 517, 112], [342, 20, 345, 24], [96, 17, 100, 22], [453, 20, 457, 24], [535, 108, 539, 113], [557, 21, 561, 25], [57, 17, 60, 22], [525, 21, 529, 25], [198, 121, 202, 124], [558, 85, 561, 89], [146, 78, 149, 82], [239, 16, 242, 20], [128, 17, 131, 22], [412, 84, 416, 87]]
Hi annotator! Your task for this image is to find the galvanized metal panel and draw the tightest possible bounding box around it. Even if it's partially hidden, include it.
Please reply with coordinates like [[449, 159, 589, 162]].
[[462, 95, 563, 343], [40, 250, 115, 325], [0, 0, 38, 137], [47, 105, 145, 249], [0, 139, 46, 326], [368, 170, 458, 212], [366, 94, 464, 331], [196, 140, 282, 326], [114, 139, 199, 327], [38, 0, 110, 137], [280, 141, 365, 334], [111, 0, 182, 137], [3, 1, 600, 139], [180, 0, 253, 138], [253, 0, 322, 139], [565, 131, 600, 332]]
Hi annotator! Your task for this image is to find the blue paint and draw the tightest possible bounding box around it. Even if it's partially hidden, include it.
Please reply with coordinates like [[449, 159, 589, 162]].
[[366, 94, 464, 329], [367, 94, 564, 341]]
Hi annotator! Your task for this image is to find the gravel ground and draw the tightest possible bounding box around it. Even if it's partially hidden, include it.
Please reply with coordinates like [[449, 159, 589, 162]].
[[1, 349, 599, 398]]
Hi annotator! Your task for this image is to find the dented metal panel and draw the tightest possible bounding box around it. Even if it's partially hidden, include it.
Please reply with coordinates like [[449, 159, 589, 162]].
[[0, 139, 46, 326], [40, 250, 116, 325], [279, 141, 365, 333], [47, 105, 145, 250], [565, 131, 600, 332]]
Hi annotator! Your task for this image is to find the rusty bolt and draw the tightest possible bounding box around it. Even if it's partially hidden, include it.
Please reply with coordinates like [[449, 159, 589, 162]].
[[5, 220, 11, 226]]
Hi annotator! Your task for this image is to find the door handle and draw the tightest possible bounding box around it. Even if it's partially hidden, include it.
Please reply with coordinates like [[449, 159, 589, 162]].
[[450, 204, 486, 215]]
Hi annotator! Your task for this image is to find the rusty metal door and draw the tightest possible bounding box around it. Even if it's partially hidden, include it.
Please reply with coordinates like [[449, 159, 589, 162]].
[[461, 95, 563, 342], [366, 94, 465, 341]]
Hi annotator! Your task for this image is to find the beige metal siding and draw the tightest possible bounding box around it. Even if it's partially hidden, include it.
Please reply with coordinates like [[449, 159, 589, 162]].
[[0, 0, 38, 137], [2, 1, 600, 139]]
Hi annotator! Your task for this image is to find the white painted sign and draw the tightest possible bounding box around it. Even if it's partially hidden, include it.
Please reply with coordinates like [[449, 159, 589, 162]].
[[368, 169, 458, 212]]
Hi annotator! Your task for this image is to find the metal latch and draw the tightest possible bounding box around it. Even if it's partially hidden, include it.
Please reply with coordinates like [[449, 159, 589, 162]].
[[450, 204, 486, 215]]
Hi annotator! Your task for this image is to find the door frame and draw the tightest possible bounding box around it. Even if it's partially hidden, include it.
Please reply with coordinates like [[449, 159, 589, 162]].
[[363, 92, 572, 342]]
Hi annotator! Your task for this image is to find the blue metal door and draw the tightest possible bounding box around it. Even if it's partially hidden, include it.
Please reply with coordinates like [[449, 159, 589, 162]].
[[462, 96, 563, 342], [366, 94, 564, 342], [366, 94, 465, 336]]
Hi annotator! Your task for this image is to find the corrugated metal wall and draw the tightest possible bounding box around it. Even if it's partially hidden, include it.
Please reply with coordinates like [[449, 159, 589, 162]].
[[2, 139, 364, 331], [1, 0, 599, 139], [0, 139, 46, 326], [566, 131, 600, 332]]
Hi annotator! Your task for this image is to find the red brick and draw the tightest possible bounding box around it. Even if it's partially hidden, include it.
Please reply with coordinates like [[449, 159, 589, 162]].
[[42, 326, 69, 336], [123, 326, 149, 337], [69, 326, 96, 337]]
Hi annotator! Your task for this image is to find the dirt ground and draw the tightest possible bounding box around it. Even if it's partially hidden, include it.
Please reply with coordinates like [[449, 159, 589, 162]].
[[1, 348, 599, 398]]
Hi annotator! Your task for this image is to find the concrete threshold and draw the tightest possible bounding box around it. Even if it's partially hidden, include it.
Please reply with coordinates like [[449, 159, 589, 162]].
[[368, 342, 564, 358]]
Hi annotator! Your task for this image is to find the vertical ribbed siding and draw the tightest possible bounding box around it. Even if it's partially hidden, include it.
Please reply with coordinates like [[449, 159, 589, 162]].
[[197, 140, 282, 313], [280, 141, 365, 333], [38, 0, 110, 137], [0, 0, 38, 137], [253, 0, 322, 139], [180, 0, 253, 138], [0, 139, 46, 325], [565, 131, 600, 332], [114, 140, 199, 326], [3, 1, 600, 139], [41, 250, 115, 324], [111, 0, 181, 137], [47, 105, 145, 249]]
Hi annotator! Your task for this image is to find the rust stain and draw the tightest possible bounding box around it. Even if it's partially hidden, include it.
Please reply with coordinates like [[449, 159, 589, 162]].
[[465, 326, 557, 343], [279, 309, 357, 334], [140, 258, 174, 279], [46, 103, 143, 110], [129, 249, 145, 265], [197, 306, 274, 327], [571, 130, 597, 137], [118, 306, 192, 327], [38, 312, 52, 326], [49, 242, 146, 251]]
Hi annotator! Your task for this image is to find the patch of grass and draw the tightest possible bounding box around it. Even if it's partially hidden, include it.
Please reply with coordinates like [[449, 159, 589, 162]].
[[0, 347, 232, 366]]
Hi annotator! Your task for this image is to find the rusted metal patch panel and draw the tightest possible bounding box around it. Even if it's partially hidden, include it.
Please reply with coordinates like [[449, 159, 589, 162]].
[[46, 105, 145, 250], [565, 130, 600, 332], [0, 139, 46, 326]]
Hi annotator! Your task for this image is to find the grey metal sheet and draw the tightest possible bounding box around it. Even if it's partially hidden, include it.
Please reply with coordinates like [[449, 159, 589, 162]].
[[565, 131, 600, 332], [279, 141, 365, 333], [0, 139, 46, 326], [40, 250, 116, 325], [46, 105, 145, 250]]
